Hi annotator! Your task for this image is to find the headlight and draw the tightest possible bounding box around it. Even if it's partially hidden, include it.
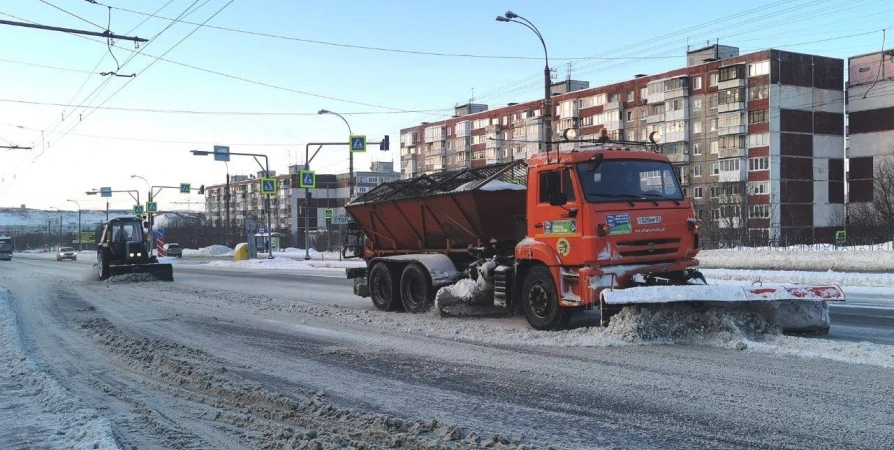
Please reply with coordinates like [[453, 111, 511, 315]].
[[137, 253, 142, 257], [129, 253, 135, 257]]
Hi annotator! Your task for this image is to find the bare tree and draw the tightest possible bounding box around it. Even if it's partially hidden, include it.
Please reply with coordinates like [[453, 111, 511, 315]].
[[847, 153, 894, 238]]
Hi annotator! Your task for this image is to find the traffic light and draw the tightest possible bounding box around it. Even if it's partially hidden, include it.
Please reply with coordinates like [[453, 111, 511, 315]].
[[198, 184, 205, 195], [379, 135, 390, 151]]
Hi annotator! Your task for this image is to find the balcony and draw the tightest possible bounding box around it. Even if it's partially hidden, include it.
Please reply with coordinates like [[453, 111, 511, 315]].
[[485, 137, 502, 149], [646, 112, 665, 124], [525, 116, 542, 124], [666, 152, 690, 164], [718, 165, 747, 183], [718, 101, 745, 113], [665, 108, 688, 121], [603, 100, 624, 111], [719, 147, 746, 159], [718, 78, 746, 90], [718, 124, 747, 136], [604, 120, 624, 131], [664, 129, 689, 143]]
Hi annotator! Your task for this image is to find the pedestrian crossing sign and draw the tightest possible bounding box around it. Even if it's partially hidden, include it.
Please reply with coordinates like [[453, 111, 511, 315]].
[[324, 208, 334, 219], [146, 202, 158, 213], [299, 170, 316, 188], [350, 135, 366, 153], [133, 205, 144, 215], [179, 183, 191, 194], [260, 177, 277, 195]]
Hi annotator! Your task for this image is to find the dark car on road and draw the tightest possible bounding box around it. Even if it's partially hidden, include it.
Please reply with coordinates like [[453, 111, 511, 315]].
[[164, 243, 183, 258]]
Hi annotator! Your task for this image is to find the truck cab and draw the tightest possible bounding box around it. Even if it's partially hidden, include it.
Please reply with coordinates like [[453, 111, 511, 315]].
[[515, 145, 701, 328]]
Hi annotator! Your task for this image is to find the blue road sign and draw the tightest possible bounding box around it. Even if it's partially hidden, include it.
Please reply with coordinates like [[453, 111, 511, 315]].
[[350, 135, 367, 153], [324, 208, 334, 219], [260, 177, 277, 195], [146, 202, 159, 213], [154, 229, 164, 238], [180, 183, 191, 194], [100, 187, 112, 198], [299, 170, 316, 188], [213, 145, 230, 162]]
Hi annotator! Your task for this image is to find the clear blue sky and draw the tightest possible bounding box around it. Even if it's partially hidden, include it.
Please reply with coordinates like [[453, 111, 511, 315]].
[[0, 0, 891, 210]]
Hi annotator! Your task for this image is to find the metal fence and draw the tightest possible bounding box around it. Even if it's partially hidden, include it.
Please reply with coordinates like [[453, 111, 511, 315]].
[[700, 236, 894, 251]]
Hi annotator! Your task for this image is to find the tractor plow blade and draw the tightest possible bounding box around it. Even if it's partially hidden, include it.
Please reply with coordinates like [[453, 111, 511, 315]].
[[109, 263, 174, 282], [600, 284, 845, 305]]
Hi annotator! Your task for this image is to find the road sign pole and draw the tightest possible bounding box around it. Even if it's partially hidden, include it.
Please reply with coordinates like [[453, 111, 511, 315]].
[[304, 160, 311, 260]]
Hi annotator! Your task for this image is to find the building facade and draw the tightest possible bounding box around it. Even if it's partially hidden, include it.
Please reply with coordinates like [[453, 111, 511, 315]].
[[846, 48, 894, 204], [204, 162, 400, 237], [400, 46, 846, 241]]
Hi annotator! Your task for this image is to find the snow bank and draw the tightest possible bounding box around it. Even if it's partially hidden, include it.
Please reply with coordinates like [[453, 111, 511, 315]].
[[0, 288, 119, 449], [702, 268, 894, 288], [206, 257, 364, 272], [699, 247, 894, 272], [182, 245, 234, 257]]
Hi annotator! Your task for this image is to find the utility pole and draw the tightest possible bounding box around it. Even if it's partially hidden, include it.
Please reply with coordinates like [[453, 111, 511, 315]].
[[225, 170, 231, 248]]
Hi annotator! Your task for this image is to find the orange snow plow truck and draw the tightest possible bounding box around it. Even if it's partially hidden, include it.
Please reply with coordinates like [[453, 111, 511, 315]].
[[344, 142, 843, 332]]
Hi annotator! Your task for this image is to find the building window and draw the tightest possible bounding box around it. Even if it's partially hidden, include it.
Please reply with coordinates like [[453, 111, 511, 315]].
[[749, 84, 769, 101], [718, 65, 742, 82], [641, 108, 649, 119], [693, 122, 702, 134], [711, 162, 719, 175], [710, 140, 719, 154], [748, 61, 770, 77], [693, 164, 702, 177], [692, 76, 702, 90], [693, 98, 702, 111], [581, 116, 594, 127], [719, 158, 740, 172], [719, 135, 745, 150], [719, 87, 745, 104], [627, 91, 634, 102], [693, 143, 702, 155], [626, 111, 633, 121], [749, 204, 770, 219], [748, 156, 769, 171], [609, 93, 620, 103], [749, 181, 770, 195], [708, 94, 718, 109], [748, 109, 768, 124], [709, 72, 719, 87], [640, 87, 647, 98], [694, 186, 703, 198], [710, 118, 718, 132], [747, 132, 770, 148]]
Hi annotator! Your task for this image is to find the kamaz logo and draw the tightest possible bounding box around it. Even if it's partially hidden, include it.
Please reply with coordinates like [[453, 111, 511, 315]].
[[648, 242, 655, 252], [637, 216, 662, 225]]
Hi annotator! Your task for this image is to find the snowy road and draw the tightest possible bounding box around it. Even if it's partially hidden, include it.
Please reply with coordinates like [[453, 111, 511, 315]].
[[2, 255, 893, 449]]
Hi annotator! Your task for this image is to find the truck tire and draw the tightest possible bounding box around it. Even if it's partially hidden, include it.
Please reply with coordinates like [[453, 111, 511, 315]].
[[97, 253, 110, 281], [400, 264, 434, 313], [521, 265, 569, 330], [369, 263, 401, 311]]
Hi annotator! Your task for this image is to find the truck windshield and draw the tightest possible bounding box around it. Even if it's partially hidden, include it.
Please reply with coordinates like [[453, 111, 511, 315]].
[[576, 159, 683, 203]]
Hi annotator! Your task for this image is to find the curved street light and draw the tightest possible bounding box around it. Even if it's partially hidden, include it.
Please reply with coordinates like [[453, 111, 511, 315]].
[[496, 10, 553, 156], [66, 199, 82, 251]]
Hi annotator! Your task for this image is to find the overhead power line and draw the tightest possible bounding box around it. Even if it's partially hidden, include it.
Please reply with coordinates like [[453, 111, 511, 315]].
[[90, 3, 685, 61], [36, 0, 104, 29], [0, 98, 446, 116], [0, 19, 147, 41]]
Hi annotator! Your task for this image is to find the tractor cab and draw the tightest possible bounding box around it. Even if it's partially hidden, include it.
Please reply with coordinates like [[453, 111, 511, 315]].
[[98, 217, 151, 263]]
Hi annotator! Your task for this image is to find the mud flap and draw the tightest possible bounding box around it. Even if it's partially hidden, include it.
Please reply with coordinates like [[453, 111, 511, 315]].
[[434, 287, 509, 318]]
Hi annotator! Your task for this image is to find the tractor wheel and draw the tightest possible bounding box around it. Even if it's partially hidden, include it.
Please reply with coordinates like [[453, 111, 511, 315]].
[[400, 264, 435, 313], [521, 265, 569, 331], [97, 253, 110, 281], [369, 262, 401, 311]]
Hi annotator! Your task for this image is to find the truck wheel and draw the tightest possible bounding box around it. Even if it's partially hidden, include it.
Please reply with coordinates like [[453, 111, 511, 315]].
[[400, 264, 434, 313], [369, 263, 401, 311], [521, 265, 569, 331]]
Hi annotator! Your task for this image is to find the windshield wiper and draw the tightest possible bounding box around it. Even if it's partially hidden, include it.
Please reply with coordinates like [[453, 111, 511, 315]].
[[639, 192, 682, 206], [588, 193, 648, 206]]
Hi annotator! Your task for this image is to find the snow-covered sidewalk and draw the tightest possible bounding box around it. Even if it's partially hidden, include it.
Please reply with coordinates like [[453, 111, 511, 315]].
[[702, 268, 894, 290], [699, 246, 894, 272], [205, 256, 364, 274], [0, 288, 118, 449]]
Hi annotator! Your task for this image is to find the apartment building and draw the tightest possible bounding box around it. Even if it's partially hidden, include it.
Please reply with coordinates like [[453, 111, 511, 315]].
[[846, 48, 894, 204], [400, 45, 846, 241], [204, 162, 400, 235]]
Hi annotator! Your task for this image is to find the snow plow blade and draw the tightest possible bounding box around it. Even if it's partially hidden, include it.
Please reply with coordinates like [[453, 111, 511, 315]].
[[600, 284, 845, 305], [109, 263, 174, 282]]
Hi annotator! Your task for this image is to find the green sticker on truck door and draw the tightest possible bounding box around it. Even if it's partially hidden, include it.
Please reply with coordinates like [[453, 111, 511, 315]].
[[606, 213, 632, 235], [544, 219, 577, 235]]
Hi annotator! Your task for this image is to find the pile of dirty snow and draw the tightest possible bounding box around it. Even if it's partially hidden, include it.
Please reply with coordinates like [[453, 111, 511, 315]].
[[602, 303, 779, 343], [0, 288, 119, 449], [182, 245, 234, 257]]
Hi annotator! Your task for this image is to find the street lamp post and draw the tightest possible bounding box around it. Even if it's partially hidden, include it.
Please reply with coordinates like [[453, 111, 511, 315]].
[[318, 109, 355, 197], [131, 174, 152, 251], [496, 11, 552, 156], [48, 207, 62, 248], [192, 150, 272, 259], [67, 199, 82, 251]]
